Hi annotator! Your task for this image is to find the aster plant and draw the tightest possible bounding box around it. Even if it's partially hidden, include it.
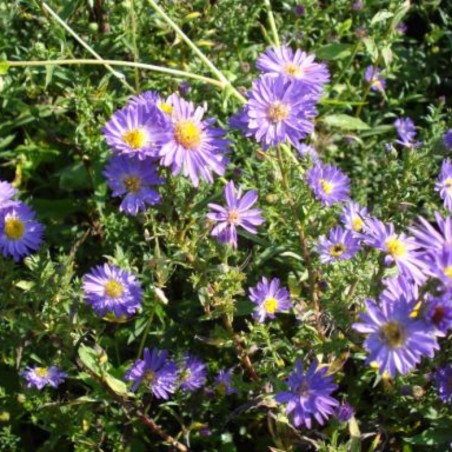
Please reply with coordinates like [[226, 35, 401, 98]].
[[316, 226, 360, 263], [21, 365, 67, 390]]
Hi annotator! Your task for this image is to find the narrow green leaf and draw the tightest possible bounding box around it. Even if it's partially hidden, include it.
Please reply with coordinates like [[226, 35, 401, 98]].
[[316, 44, 354, 61], [322, 114, 370, 131], [370, 11, 394, 26]]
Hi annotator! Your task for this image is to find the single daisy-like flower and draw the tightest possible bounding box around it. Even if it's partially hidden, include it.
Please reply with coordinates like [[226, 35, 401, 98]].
[[434, 364, 452, 404], [102, 103, 166, 159], [443, 129, 452, 150], [0, 202, 44, 262], [316, 226, 360, 263], [335, 402, 355, 422], [82, 264, 143, 319], [394, 117, 421, 148], [243, 75, 317, 149], [249, 276, 292, 323], [0, 180, 18, 209], [340, 201, 368, 235], [103, 155, 163, 216], [364, 66, 386, 92], [435, 158, 452, 211], [352, 297, 439, 377], [275, 360, 339, 429], [426, 294, 452, 336], [158, 96, 229, 187], [207, 181, 265, 249], [306, 162, 350, 206], [178, 354, 207, 392], [21, 365, 67, 390], [125, 347, 178, 399], [256, 46, 330, 92], [362, 218, 428, 284], [214, 368, 237, 395]]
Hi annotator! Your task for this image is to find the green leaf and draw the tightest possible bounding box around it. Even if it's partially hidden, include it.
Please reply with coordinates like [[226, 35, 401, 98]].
[[316, 44, 354, 61], [0, 60, 9, 75], [58, 161, 91, 191], [362, 37, 378, 60], [322, 114, 370, 131], [78, 345, 101, 374], [404, 428, 452, 446], [370, 11, 394, 26], [391, 1, 410, 31], [349, 417, 361, 452], [104, 373, 132, 397], [234, 299, 255, 316]]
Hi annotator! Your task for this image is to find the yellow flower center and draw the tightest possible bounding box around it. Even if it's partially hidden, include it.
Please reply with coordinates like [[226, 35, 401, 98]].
[[227, 210, 239, 224], [352, 216, 364, 232], [445, 177, 452, 192], [122, 128, 147, 149], [158, 102, 173, 115], [143, 370, 156, 385], [104, 279, 124, 298], [35, 367, 49, 378], [123, 176, 141, 194], [174, 120, 202, 150], [263, 297, 279, 314], [267, 102, 290, 123], [329, 243, 346, 257], [320, 179, 333, 195], [380, 321, 406, 348], [284, 63, 301, 78], [444, 266, 452, 279], [4, 218, 25, 240], [385, 237, 407, 258]]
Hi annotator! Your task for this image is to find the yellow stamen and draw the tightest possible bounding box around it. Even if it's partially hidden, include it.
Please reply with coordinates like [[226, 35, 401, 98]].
[[104, 280, 124, 298], [143, 370, 156, 385], [380, 321, 406, 348], [267, 102, 290, 123], [174, 121, 202, 150], [329, 244, 346, 257], [320, 179, 333, 195], [263, 297, 278, 314], [409, 301, 422, 318], [122, 128, 147, 149], [444, 266, 452, 279], [352, 217, 364, 232], [123, 176, 141, 194], [227, 210, 239, 224], [158, 102, 173, 115], [35, 367, 49, 378], [385, 237, 407, 258], [284, 63, 301, 78], [4, 218, 25, 240], [444, 177, 452, 192]]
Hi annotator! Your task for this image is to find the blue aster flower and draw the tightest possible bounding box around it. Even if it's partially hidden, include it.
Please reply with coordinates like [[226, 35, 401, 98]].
[[306, 162, 350, 206], [103, 155, 163, 216], [335, 402, 355, 422], [443, 129, 452, 150], [82, 264, 143, 319], [125, 347, 178, 399], [249, 276, 292, 323], [178, 354, 207, 392], [435, 158, 452, 211], [21, 365, 67, 390], [434, 364, 452, 404], [410, 212, 452, 253], [353, 297, 439, 377], [296, 143, 319, 161], [340, 201, 369, 235], [394, 117, 421, 148], [426, 294, 452, 336], [214, 368, 237, 395], [316, 226, 360, 263], [364, 66, 386, 92], [0, 180, 18, 209], [0, 202, 44, 261], [275, 360, 339, 428]]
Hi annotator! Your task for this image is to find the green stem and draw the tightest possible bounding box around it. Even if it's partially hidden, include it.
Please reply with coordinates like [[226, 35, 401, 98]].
[[42, 2, 135, 93], [129, 0, 141, 91], [7, 59, 224, 88], [263, 0, 280, 47], [145, 0, 246, 103], [137, 310, 155, 359]]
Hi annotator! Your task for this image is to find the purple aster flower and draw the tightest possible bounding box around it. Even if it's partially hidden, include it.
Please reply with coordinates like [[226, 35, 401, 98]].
[[294, 4, 305, 16], [249, 276, 292, 323], [426, 294, 452, 336], [0, 180, 18, 209], [306, 162, 350, 206], [125, 347, 178, 399], [214, 368, 237, 395], [102, 103, 167, 159], [256, 46, 330, 91], [21, 365, 67, 390], [336, 402, 355, 422], [365, 66, 386, 92], [443, 129, 452, 149], [362, 218, 428, 284], [340, 201, 369, 235], [207, 181, 265, 248], [0, 202, 44, 262], [434, 364, 452, 404], [380, 275, 419, 305], [82, 263, 143, 319], [352, 0, 363, 10], [178, 354, 206, 392], [237, 75, 317, 149], [394, 117, 421, 148], [427, 245, 452, 288], [296, 143, 319, 161], [316, 226, 360, 263], [353, 297, 439, 377], [128, 89, 161, 108], [275, 360, 339, 428], [435, 158, 452, 211], [179, 82, 191, 96], [158, 96, 229, 187], [103, 155, 163, 216], [410, 212, 452, 252]]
